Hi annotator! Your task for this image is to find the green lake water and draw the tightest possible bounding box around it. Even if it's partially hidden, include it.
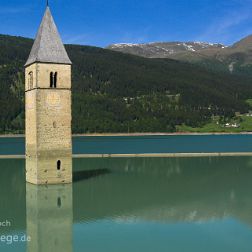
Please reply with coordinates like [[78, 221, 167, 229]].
[[0, 156, 252, 252], [1, 134, 252, 155]]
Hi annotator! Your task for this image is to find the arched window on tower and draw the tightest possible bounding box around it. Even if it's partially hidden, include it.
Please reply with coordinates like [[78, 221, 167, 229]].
[[28, 71, 33, 90], [50, 72, 58, 88], [50, 72, 54, 88], [54, 72, 57, 88]]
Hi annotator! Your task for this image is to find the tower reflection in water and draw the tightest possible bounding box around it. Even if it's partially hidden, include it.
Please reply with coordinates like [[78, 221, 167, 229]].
[[26, 183, 73, 252]]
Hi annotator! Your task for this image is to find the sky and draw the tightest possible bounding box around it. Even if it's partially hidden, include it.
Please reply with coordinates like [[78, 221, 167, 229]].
[[1, 0, 252, 47]]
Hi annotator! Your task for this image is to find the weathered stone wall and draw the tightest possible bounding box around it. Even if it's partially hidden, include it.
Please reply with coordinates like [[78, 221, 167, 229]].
[[26, 156, 72, 184], [25, 62, 72, 185], [36, 89, 72, 151], [25, 90, 37, 156]]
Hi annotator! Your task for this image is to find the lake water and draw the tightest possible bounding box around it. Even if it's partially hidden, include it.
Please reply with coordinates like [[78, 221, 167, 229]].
[[0, 156, 252, 252], [1, 134, 252, 155]]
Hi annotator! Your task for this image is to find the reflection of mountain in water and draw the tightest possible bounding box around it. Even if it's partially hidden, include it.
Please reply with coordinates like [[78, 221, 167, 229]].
[[1, 156, 252, 235], [73, 157, 252, 226]]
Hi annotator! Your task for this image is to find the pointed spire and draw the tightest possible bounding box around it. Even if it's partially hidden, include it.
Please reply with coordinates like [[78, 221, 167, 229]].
[[25, 7, 71, 67]]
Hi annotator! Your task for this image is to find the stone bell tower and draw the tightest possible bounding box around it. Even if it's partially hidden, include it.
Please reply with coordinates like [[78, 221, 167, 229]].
[[25, 6, 72, 185]]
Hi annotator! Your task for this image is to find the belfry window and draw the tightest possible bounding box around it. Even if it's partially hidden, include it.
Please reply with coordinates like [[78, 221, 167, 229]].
[[50, 72, 58, 88], [50, 72, 54, 88], [54, 72, 58, 88], [28, 72, 33, 89]]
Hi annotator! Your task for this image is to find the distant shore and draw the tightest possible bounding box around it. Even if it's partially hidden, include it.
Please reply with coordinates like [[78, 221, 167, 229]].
[[74, 132, 252, 136], [1, 132, 252, 138], [1, 152, 252, 159]]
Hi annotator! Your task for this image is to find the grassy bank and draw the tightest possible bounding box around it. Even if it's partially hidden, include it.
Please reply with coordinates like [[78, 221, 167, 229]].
[[177, 115, 252, 133]]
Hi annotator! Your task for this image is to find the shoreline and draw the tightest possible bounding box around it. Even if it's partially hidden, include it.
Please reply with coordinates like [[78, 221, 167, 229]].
[[0, 132, 252, 138], [1, 152, 252, 159], [74, 132, 252, 137]]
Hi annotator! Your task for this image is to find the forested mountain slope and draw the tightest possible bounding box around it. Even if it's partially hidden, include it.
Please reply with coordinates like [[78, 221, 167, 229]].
[[1, 34, 252, 133]]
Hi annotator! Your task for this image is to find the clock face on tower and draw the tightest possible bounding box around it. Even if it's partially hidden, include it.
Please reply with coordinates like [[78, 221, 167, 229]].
[[46, 93, 61, 107]]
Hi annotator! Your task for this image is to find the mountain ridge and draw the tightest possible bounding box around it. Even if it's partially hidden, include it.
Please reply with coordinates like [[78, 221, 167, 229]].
[[107, 41, 226, 59], [107, 35, 252, 75]]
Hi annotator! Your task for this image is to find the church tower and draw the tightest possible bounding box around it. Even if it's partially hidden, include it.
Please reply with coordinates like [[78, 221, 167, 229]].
[[25, 6, 72, 185]]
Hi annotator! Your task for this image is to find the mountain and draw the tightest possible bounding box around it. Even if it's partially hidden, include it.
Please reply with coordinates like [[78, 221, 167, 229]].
[[1, 34, 252, 134], [107, 42, 226, 59], [231, 35, 252, 51], [215, 35, 252, 74], [107, 35, 252, 75]]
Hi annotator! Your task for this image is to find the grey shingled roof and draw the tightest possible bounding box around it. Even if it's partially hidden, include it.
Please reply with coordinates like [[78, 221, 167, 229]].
[[25, 7, 72, 66]]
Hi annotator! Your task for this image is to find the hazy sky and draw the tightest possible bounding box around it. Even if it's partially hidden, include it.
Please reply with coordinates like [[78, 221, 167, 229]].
[[1, 0, 252, 47]]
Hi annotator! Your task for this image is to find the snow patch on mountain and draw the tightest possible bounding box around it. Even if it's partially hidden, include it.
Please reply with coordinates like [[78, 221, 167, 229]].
[[111, 43, 140, 48], [183, 43, 196, 52]]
